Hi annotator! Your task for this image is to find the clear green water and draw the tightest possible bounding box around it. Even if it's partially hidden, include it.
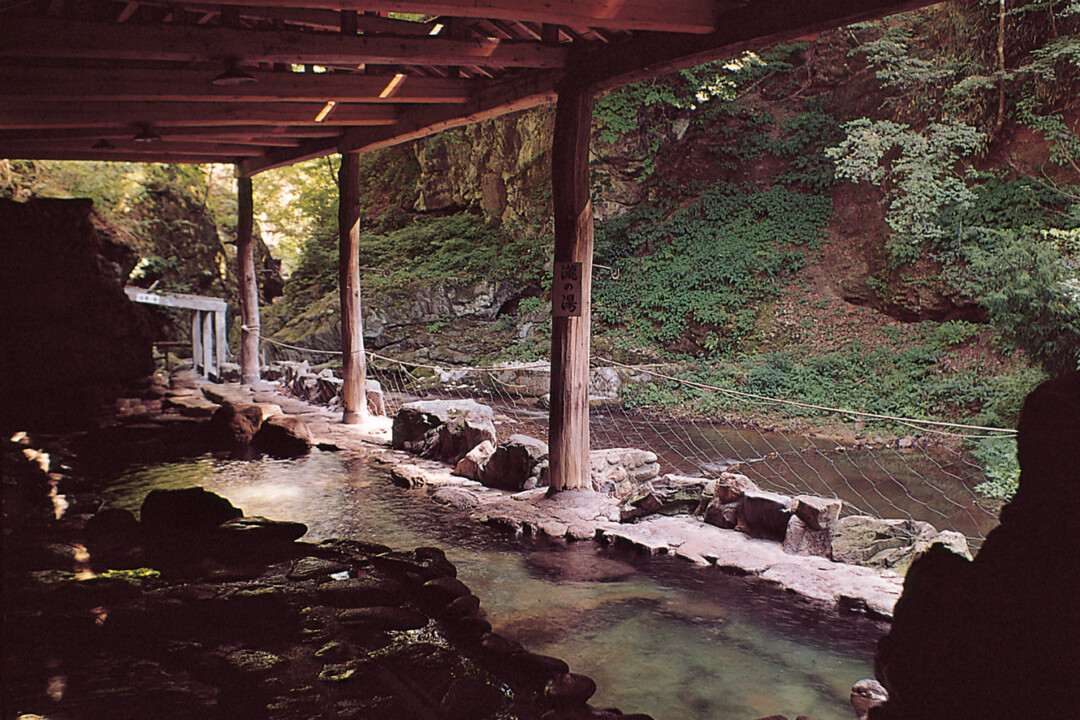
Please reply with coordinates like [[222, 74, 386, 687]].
[[108, 450, 886, 720]]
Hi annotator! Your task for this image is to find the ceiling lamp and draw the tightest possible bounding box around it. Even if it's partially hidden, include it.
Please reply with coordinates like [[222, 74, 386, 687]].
[[212, 63, 257, 85]]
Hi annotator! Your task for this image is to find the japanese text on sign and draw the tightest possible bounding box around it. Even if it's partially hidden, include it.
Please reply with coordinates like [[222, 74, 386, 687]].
[[553, 261, 582, 317]]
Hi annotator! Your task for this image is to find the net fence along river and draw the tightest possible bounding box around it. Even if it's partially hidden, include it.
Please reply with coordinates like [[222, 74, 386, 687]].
[[109, 449, 890, 720]]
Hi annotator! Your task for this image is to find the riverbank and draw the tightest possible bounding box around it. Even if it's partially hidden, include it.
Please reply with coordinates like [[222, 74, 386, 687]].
[[181, 373, 904, 619]]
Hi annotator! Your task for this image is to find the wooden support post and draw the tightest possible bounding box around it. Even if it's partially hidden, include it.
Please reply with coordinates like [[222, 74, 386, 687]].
[[236, 173, 261, 385], [192, 310, 204, 375], [338, 151, 368, 424], [202, 309, 215, 378], [215, 308, 227, 378], [548, 85, 595, 491]]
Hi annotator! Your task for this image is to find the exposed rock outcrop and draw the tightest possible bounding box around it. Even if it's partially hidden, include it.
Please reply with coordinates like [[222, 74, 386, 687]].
[[0, 198, 154, 428]]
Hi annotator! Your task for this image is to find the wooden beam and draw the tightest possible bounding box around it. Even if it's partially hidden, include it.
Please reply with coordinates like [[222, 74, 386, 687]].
[[240, 70, 558, 174], [0, 149, 245, 164], [0, 67, 474, 103], [2, 18, 567, 69], [0, 101, 398, 128], [236, 174, 261, 385], [338, 151, 368, 424], [0, 126, 338, 143], [192, 0, 724, 34], [0, 139, 266, 156], [547, 84, 595, 492], [135, 2, 438, 34], [572, 0, 945, 92]]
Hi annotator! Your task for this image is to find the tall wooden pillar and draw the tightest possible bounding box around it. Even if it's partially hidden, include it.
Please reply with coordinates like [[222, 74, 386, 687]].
[[236, 174, 261, 385], [338, 152, 368, 424], [548, 85, 596, 491]]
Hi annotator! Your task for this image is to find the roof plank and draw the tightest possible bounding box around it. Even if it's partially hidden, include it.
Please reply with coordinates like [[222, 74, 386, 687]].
[[1, 17, 567, 68], [0, 101, 399, 129], [0, 67, 474, 103], [208, 0, 724, 34]]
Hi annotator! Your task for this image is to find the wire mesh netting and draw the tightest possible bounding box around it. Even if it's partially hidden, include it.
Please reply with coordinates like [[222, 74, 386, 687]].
[[262, 336, 1010, 549]]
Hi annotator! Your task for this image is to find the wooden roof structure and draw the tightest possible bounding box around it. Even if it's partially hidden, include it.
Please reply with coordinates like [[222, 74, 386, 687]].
[[1, 0, 937, 177]]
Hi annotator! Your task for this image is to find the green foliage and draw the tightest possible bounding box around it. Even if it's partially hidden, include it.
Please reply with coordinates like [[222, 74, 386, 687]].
[[933, 319, 982, 346], [962, 227, 1080, 376], [594, 182, 830, 353], [972, 436, 1021, 500], [256, 148, 420, 275], [592, 51, 774, 145], [827, 119, 986, 261], [277, 213, 550, 325], [518, 296, 545, 314]]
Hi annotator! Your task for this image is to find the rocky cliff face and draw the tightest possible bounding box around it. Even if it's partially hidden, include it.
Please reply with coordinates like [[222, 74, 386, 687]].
[[0, 198, 154, 428]]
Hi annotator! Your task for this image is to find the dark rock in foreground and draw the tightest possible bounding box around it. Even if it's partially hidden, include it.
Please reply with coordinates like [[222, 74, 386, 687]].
[[3, 482, 652, 720], [871, 372, 1080, 720]]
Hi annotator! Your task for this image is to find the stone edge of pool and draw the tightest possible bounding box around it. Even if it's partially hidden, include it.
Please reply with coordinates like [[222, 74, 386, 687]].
[[202, 377, 903, 621]]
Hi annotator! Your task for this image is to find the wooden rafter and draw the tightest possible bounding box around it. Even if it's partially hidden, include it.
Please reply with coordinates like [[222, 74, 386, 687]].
[[0, 101, 399, 128], [0, 67, 474, 103], [1, 18, 567, 69], [1, 0, 943, 169], [190, 0, 726, 34]]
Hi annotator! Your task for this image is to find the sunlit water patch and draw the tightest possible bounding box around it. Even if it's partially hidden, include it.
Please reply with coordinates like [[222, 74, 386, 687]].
[[109, 450, 886, 720]]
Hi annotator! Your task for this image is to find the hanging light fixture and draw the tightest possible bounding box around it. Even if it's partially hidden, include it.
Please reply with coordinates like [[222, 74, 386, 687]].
[[212, 63, 257, 85]]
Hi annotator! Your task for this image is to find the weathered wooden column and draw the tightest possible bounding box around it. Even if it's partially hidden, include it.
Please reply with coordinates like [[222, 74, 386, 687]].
[[191, 310, 204, 375], [338, 152, 368, 424], [236, 174, 261, 385], [548, 85, 596, 491], [202, 309, 216, 377]]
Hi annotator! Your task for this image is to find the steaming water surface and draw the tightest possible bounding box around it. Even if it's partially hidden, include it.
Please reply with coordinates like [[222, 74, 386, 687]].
[[109, 449, 888, 720]]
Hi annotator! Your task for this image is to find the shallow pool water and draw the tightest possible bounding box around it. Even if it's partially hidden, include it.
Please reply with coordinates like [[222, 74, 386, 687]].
[[108, 449, 887, 720]]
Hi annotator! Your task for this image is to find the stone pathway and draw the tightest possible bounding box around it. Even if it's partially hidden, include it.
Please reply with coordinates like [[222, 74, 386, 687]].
[[187, 376, 904, 620]]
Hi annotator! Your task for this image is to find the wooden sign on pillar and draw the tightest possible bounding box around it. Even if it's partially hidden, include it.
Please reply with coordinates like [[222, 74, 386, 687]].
[[338, 152, 368, 424], [548, 84, 595, 491]]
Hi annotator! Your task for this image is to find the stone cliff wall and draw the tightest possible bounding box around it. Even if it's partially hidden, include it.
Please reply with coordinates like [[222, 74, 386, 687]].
[[0, 198, 154, 429]]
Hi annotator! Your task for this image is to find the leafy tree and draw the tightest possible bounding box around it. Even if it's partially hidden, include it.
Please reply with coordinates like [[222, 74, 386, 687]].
[[963, 227, 1080, 375], [826, 119, 986, 262]]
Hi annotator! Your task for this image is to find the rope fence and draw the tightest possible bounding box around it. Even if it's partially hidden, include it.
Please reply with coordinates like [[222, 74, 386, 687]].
[[258, 333, 1007, 547]]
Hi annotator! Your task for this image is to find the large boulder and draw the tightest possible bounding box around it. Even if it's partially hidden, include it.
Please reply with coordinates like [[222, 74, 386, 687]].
[[252, 415, 314, 458], [589, 448, 660, 498], [830, 516, 944, 573], [711, 471, 760, 504], [794, 495, 843, 531], [139, 487, 242, 541], [0, 198, 154, 428], [207, 403, 265, 447], [480, 434, 548, 491], [392, 400, 497, 464], [619, 474, 710, 521], [454, 440, 496, 481], [783, 515, 833, 558], [738, 489, 794, 541]]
